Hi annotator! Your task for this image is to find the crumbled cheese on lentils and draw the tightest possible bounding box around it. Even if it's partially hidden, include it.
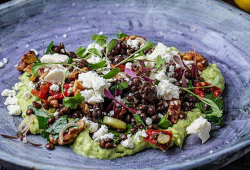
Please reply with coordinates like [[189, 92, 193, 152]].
[[156, 80, 179, 100], [121, 134, 134, 149]]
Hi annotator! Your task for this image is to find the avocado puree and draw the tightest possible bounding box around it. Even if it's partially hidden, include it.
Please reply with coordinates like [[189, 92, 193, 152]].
[[72, 109, 204, 159], [201, 64, 225, 91], [15, 72, 42, 134]]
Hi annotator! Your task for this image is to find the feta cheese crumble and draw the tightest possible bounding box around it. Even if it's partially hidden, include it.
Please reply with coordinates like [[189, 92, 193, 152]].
[[4, 96, 18, 105], [44, 68, 67, 83], [121, 134, 134, 149], [1, 89, 16, 97], [49, 84, 60, 92], [0, 62, 4, 68], [146, 117, 152, 125], [3, 58, 8, 64], [186, 116, 211, 144], [80, 89, 104, 104], [134, 129, 148, 142], [92, 125, 110, 142], [82, 117, 99, 133], [156, 80, 179, 100], [7, 105, 21, 115], [85, 43, 103, 64], [146, 43, 172, 63], [40, 53, 69, 63]]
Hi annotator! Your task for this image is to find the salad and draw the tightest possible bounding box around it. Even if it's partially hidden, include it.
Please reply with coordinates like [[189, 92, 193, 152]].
[[1, 30, 225, 159]]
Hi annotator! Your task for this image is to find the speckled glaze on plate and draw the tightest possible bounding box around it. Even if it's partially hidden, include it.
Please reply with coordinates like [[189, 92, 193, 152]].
[[0, 0, 250, 169]]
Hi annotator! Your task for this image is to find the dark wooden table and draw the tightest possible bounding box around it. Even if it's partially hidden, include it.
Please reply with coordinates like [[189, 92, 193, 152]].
[[0, 0, 249, 170]]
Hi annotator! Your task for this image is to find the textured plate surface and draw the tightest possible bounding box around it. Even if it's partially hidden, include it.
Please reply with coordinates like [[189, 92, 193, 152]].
[[0, 0, 250, 169]]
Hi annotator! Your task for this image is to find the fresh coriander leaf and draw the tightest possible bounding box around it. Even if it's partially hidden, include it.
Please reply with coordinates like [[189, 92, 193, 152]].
[[103, 68, 120, 79], [105, 39, 117, 57], [88, 48, 102, 57], [125, 124, 133, 134], [97, 117, 103, 123], [76, 46, 87, 58], [116, 30, 128, 39], [41, 130, 50, 140], [118, 81, 128, 90], [188, 80, 193, 88], [125, 103, 133, 108], [88, 60, 106, 70], [67, 57, 72, 64], [31, 63, 51, 77], [46, 116, 67, 134], [155, 55, 165, 70], [45, 41, 54, 54], [92, 34, 108, 46], [53, 134, 59, 141], [63, 93, 84, 109], [158, 113, 173, 129], [36, 116, 49, 129], [206, 115, 224, 126], [27, 105, 52, 117], [83, 52, 91, 59], [132, 114, 145, 127]]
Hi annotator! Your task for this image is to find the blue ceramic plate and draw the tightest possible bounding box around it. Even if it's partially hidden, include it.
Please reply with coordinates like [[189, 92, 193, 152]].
[[0, 0, 250, 169]]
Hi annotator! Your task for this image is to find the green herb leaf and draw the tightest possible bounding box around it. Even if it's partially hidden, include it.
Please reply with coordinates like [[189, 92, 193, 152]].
[[108, 129, 120, 136], [155, 55, 165, 70], [67, 57, 72, 64], [210, 75, 220, 87], [132, 114, 145, 127], [63, 93, 84, 109], [88, 60, 106, 70], [31, 63, 51, 77], [136, 41, 155, 53], [97, 117, 103, 123], [41, 130, 50, 140], [106, 39, 117, 58], [116, 30, 128, 39], [83, 53, 92, 59], [76, 46, 87, 58], [206, 115, 223, 126], [36, 116, 49, 129], [36, 56, 41, 63], [46, 116, 67, 134], [92, 34, 108, 46], [158, 113, 173, 129], [110, 81, 129, 93], [27, 105, 52, 117], [103, 68, 120, 79], [88, 48, 102, 57], [45, 41, 54, 54]]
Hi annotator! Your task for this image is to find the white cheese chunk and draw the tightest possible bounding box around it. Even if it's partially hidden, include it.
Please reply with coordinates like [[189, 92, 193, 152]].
[[44, 68, 66, 83], [80, 89, 104, 104], [186, 116, 211, 144], [146, 43, 172, 63], [1, 89, 16, 97], [134, 129, 148, 142], [121, 135, 134, 149], [127, 39, 140, 50], [7, 105, 21, 115], [78, 71, 108, 91], [155, 69, 167, 81], [125, 62, 132, 69], [156, 80, 179, 100], [3, 58, 8, 64], [49, 84, 60, 92], [82, 117, 99, 133], [146, 117, 152, 125], [92, 124, 109, 142], [40, 53, 69, 63], [99, 133, 115, 141], [0, 62, 4, 68], [86, 43, 103, 64], [4, 96, 18, 105]]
